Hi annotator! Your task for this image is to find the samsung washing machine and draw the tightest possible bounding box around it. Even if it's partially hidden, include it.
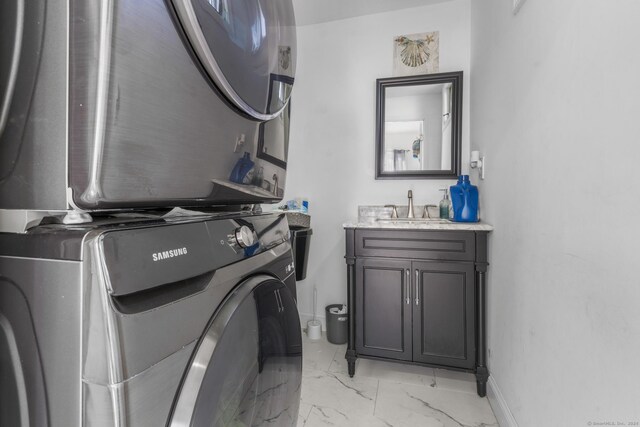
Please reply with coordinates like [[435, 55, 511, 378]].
[[0, 0, 296, 212], [0, 211, 302, 426]]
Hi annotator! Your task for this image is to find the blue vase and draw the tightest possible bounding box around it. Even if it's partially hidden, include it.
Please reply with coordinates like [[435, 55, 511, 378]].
[[450, 175, 479, 222]]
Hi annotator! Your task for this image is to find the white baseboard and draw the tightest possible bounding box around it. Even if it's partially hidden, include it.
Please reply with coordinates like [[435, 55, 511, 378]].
[[487, 376, 518, 427], [298, 312, 326, 331]]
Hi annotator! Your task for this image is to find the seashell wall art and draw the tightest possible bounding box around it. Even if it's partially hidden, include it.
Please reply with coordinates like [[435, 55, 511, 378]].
[[393, 31, 439, 76]]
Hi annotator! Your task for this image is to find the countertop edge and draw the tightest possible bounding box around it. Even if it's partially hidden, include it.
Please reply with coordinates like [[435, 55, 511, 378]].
[[342, 222, 494, 231]]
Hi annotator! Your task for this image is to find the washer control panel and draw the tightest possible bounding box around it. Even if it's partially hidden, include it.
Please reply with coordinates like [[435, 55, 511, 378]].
[[207, 213, 290, 256]]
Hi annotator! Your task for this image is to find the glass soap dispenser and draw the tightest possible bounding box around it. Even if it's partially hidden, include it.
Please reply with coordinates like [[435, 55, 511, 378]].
[[439, 188, 452, 219]]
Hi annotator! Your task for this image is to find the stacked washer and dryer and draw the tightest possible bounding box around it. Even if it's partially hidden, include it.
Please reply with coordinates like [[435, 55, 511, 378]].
[[0, 1, 301, 426]]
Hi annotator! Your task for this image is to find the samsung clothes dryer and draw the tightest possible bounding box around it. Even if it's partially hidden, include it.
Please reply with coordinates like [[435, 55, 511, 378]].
[[0, 212, 302, 426], [0, 0, 296, 211]]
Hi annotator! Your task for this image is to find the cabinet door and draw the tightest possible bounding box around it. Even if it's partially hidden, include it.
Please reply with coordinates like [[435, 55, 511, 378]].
[[356, 258, 412, 361], [412, 261, 475, 368]]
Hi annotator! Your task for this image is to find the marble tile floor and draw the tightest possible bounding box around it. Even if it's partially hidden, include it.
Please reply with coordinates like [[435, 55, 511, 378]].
[[298, 333, 498, 427]]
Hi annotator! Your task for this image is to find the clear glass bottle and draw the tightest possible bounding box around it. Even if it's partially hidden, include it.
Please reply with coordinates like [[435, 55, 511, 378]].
[[439, 188, 452, 219]]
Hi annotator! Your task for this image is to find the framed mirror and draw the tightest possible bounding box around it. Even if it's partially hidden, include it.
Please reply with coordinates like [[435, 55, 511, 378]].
[[375, 71, 462, 179]]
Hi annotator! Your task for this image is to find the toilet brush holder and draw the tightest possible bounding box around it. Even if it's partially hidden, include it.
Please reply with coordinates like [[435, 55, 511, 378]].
[[306, 320, 322, 340]]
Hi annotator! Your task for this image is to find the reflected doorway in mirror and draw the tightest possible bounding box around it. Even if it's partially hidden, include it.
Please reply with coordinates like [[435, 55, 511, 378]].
[[383, 121, 424, 172], [393, 31, 439, 76]]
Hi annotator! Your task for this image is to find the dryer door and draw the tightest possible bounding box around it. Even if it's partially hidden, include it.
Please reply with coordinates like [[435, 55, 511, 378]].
[[169, 275, 302, 427], [171, 0, 296, 120]]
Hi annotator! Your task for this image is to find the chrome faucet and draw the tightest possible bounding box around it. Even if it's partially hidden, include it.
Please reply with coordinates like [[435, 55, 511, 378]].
[[407, 190, 415, 218], [272, 174, 279, 196]]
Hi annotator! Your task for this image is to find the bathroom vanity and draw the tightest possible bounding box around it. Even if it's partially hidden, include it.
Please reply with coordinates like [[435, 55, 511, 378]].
[[343, 218, 493, 397]]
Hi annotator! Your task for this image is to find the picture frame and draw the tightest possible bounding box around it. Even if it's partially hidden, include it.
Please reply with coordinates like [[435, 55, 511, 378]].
[[392, 31, 439, 77]]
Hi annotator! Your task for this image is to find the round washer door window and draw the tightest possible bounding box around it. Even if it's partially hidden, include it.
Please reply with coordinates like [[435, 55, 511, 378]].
[[169, 275, 302, 427], [171, 0, 296, 120]]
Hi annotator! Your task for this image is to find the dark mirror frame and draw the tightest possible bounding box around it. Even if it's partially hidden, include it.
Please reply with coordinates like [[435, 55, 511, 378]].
[[375, 71, 463, 180]]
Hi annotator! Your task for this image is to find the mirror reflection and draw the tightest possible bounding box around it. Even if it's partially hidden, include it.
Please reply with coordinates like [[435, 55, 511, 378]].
[[376, 71, 462, 179], [257, 74, 294, 169], [259, 104, 290, 166], [383, 83, 452, 172]]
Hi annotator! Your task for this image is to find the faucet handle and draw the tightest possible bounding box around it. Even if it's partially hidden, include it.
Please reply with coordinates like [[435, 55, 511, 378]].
[[422, 204, 438, 219], [384, 205, 399, 219], [408, 190, 413, 198]]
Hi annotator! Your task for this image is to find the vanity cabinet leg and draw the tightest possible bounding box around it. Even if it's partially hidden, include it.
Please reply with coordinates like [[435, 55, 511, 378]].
[[476, 265, 489, 397], [475, 366, 489, 397], [345, 349, 357, 377], [345, 241, 357, 377]]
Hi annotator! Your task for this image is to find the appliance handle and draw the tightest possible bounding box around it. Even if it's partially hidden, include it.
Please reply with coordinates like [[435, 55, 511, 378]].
[[0, 0, 25, 136], [111, 271, 215, 314], [405, 269, 410, 305], [415, 269, 420, 306], [275, 289, 284, 312]]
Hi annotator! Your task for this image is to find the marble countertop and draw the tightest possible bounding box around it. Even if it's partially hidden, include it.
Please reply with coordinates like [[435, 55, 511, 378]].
[[345, 205, 494, 231], [343, 220, 494, 231]]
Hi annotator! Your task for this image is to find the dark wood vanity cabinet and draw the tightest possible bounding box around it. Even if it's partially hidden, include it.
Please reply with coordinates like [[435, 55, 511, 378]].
[[345, 228, 490, 397]]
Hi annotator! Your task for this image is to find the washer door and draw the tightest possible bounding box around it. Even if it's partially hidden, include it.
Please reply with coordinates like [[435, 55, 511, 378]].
[[170, 0, 296, 120], [169, 275, 302, 427]]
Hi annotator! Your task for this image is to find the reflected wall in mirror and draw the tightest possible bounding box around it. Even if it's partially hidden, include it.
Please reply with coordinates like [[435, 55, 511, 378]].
[[375, 71, 462, 179]]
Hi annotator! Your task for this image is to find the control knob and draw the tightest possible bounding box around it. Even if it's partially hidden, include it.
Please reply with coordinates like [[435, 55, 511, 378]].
[[234, 225, 256, 248]]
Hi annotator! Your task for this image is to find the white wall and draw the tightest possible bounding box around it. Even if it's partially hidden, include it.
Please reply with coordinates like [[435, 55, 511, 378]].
[[471, 1, 640, 425], [285, 0, 471, 327]]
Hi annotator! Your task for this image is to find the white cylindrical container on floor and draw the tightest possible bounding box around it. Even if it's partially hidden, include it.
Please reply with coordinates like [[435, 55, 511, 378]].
[[307, 286, 322, 340], [307, 320, 322, 340]]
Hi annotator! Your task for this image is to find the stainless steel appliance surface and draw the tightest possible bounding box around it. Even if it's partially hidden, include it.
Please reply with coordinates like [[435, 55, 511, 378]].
[[0, 0, 296, 211], [0, 212, 302, 426]]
